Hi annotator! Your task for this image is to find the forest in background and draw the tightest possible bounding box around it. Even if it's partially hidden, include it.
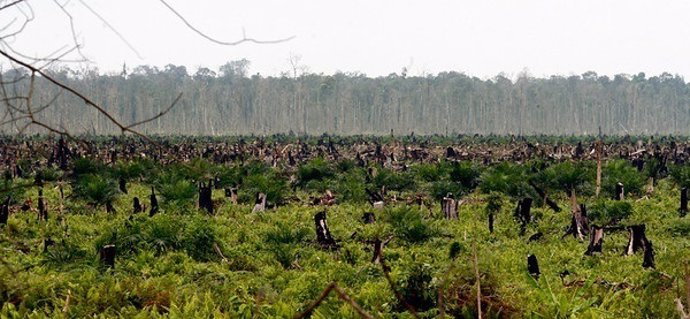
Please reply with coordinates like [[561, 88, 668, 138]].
[[4, 61, 690, 136]]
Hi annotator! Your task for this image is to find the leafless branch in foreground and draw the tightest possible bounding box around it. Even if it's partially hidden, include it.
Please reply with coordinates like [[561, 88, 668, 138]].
[[292, 282, 373, 319]]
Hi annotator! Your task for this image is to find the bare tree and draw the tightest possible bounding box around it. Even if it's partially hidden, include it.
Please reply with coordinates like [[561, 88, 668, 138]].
[[0, 0, 292, 138]]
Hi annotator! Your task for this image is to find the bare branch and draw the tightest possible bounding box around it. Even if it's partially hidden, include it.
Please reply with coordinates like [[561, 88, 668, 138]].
[[0, 0, 25, 12], [292, 282, 373, 319], [76, 0, 143, 59], [157, 0, 295, 46]]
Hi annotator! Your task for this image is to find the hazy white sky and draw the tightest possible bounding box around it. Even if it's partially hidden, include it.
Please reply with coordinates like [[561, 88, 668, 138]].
[[6, 0, 690, 79]]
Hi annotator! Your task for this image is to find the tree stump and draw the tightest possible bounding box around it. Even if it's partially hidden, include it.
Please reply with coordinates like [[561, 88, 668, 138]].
[[133, 197, 142, 214], [625, 224, 648, 255], [615, 182, 624, 200], [362, 212, 376, 224], [681, 187, 688, 217], [527, 254, 540, 279], [119, 177, 127, 194], [252, 192, 267, 213], [584, 226, 604, 256], [37, 188, 47, 221], [642, 239, 655, 269], [314, 211, 338, 250], [514, 198, 532, 234], [0, 196, 8, 225], [442, 193, 459, 220], [199, 181, 213, 214], [149, 187, 159, 217], [100, 244, 116, 268]]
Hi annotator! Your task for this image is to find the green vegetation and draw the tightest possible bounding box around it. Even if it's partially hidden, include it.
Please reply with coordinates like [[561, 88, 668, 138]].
[[1, 144, 690, 318]]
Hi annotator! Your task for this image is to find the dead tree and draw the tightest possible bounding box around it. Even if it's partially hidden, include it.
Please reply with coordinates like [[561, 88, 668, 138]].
[[615, 182, 624, 200], [681, 187, 688, 217], [252, 192, 267, 213], [149, 187, 159, 217], [0, 197, 9, 225], [527, 254, 540, 279], [133, 197, 142, 214], [314, 211, 338, 250], [441, 193, 459, 220], [584, 226, 604, 256], [199, 181, 213, 214], [100, 244, 116, 268]]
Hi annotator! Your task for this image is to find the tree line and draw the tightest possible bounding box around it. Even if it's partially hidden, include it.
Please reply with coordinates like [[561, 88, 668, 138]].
[[4, 62, 690, 136]]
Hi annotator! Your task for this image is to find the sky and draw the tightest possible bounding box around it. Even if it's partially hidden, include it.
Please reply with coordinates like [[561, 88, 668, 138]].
[[4, 0, 690, 79]]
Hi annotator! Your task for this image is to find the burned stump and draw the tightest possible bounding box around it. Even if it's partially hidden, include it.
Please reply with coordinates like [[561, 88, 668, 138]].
[[0, 197, 9, 225], [362, 212, 376, 224], [514, 198, 532, 234], [133, 197, 142, 214], [100, 244, 116, 268], [149, 187, 159, 217], [199, 181, 213, 214], [584, 226, 604, 256], [37, 188, 47, 221], [527, 254, 540, 279], [314, 211, 338, 250], [615, 182, 624, 200], [681, 187, 688, 217]]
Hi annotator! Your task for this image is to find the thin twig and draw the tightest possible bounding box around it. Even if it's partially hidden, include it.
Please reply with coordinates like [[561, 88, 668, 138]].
[[157, 0, 295, 46]]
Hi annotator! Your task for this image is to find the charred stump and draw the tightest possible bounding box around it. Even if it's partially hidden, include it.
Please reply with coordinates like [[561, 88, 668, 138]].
[[642, 239, 655, 269], [199, 181, 213, 214], [105, 201, 116, 214], [625, 225, 648, 255], [252, 192, 267, 213], [488, 212, 494, 233], [584, 226, 604, 256], [681, 187, 688, 217], [614, 182, 624, 200], [441, 193, 459, 220], [133, 197, 142, 214], [527, 254, 540, 279], [99, 244, 116, 268], [0, 196, 9, 225], [314, 211, 338, 250], [119, 177, 127, 194], [37, 188, 47, 221], [43, 237, 55, 253], [564, 204, 589, 240], [514, 198, 532, 234], [362, 212, 376, 224], [149, 187, 159, 217]]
